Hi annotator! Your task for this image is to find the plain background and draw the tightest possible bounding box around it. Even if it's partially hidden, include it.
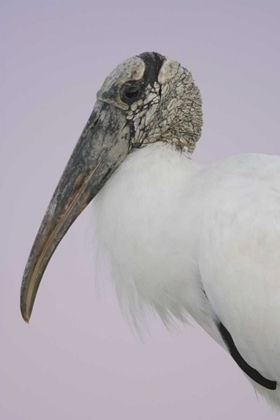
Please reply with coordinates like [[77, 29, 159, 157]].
[[1, 1, 280, 419]]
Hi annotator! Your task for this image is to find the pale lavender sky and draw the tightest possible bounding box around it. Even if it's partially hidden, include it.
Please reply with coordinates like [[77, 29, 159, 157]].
[[1, 1, 280, 419]]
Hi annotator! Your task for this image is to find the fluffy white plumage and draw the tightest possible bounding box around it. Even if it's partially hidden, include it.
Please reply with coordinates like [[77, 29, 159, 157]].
[[92, 142, 280, 409]]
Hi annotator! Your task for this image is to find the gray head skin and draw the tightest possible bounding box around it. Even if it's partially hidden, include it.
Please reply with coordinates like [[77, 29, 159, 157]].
[[20, 52, 203, 322], [98, 52, 203, 152]]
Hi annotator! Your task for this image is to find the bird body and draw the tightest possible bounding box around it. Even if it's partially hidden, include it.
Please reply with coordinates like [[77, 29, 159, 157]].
[[91, 141, 280, 406], [20, 52, 280, 412]]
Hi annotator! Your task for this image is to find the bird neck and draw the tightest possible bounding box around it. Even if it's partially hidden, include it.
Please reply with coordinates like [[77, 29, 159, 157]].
[[91, 142, 212, 333]]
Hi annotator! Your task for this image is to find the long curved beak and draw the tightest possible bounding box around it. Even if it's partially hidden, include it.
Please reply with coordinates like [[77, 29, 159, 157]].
[[20, 101, 130, 323]]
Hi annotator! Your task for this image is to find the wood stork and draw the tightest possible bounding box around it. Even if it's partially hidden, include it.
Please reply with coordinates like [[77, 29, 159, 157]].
[[20, 52, 280, 411]]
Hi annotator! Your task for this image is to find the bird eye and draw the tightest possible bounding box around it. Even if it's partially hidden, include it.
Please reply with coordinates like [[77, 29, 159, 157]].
[[125, 86, 139, 99], [121, 82, 142, 103]]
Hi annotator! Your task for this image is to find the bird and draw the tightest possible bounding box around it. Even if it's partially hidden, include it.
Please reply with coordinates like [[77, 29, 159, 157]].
[[20, 52, 280, 411]]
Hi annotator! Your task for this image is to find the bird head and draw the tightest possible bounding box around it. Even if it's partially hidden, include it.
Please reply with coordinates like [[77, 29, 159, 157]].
[[20, 52, 203, 322], [97, 52, 202, 151]]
